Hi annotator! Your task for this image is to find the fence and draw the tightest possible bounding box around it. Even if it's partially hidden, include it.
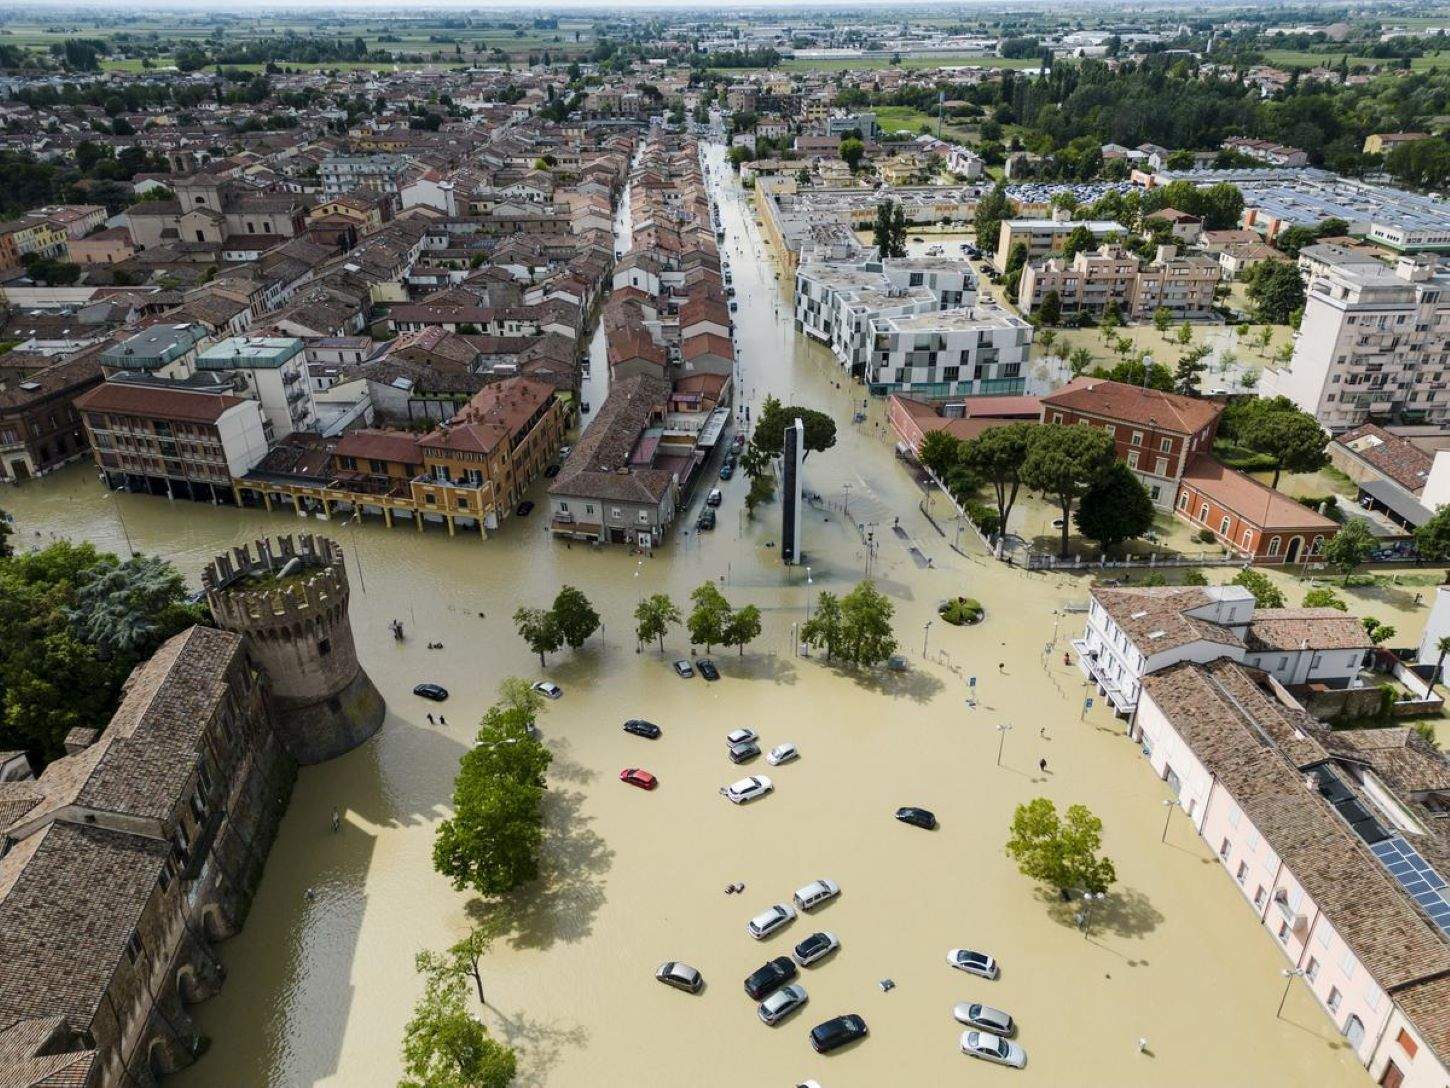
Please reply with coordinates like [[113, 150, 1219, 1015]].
[[1023, 551, 1248, 572]]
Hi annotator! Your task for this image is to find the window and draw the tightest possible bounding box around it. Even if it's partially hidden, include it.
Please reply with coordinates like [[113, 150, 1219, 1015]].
[[1278, 921, 1290, 943], [1127, 450, 1140, 469], [1268, 536, 1281, 556], [318, 638, 331, 656], [125, 931, 145, 966], [637, 510, 649, 523], [1159, 437, 1172, 452], [1236, 862, 1248, 884], [1199, 503, 1209, 522], [1305, 957, 1319, 982], [1397, 1029, 1418, 1059], [1219, 516, 1230, 535], [1178, 492, 1189, 510], [1154, 457, 1169, 476], [1102, 424, 1115, 437], [1253, 886, 1267, 908], [1051, 412, 1063, 424], [1220, 838, 1232, 859], [1327, 987, 1342, 1012], [1131, 431, 1143, 446]]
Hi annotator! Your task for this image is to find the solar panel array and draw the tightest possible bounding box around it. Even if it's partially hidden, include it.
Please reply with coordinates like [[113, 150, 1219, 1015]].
[[1370, 837, 1450, 937]]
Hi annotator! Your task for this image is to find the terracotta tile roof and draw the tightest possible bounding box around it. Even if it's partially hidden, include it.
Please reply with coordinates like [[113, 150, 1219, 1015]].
[[681, 332, 733, 361], [1245, 608, 1375, 653], [1090, 585, 1247, 654], [334, 429, 423, 466], [1042, 377, 1222, 434], [0, 1016, 98, 1087], [1318, 727, 1450, 793], [74, 381, 244, 425], [417, 376, 554, 456], [549, 373, 674, 504], [1334, 424, 1434, 495], [1180, 456, 1340, 532]]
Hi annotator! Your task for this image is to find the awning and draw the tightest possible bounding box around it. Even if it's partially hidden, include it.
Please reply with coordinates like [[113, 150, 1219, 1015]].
[[1358, 478, 1432, 530]]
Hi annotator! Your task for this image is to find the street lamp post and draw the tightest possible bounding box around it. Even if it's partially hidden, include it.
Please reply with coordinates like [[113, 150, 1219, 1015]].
[[995, 722, 1013, 766], [1277, 967, 1306, 1020], [922, 620, 933, 657], [805, 566, 813, 622], [1160, 798, 1177, 843], [1081, 891, 1107, 937]]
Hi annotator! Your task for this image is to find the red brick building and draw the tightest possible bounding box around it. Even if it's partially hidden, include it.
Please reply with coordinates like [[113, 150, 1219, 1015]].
[[1039, 378, 1222, 507], [0, 353, 104, 483], [1175, 455, 1339, 563]]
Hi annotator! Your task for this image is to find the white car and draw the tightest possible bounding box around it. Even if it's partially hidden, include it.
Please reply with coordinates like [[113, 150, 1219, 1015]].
[[747, 903, 796, 939], [757, 983, 808, 1025], [726, 728, 758, 746], [765, 742, 798, 766], [792, 879, 840, 912], [725, 775, 773, 804], [953, 1003, 1014, 1035], [960, 1029, 1026, 1069], [946, 949, 999, 979], [532, 681, 562, 700]]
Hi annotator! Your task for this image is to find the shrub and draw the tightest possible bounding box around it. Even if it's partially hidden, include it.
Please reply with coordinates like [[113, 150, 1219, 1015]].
[[1181, 569, 1209, 586], [1297, 495, 1326, 512], [1194, 528, 1216, 544], [939, 596, 984, 625], [964, 500, 1000, 537]]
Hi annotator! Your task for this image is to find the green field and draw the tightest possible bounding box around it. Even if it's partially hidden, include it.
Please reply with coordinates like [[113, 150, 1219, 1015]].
[[872, 104, 976, 142], [1262, 48, 1450, 72], [777, 54, 1043, 73]]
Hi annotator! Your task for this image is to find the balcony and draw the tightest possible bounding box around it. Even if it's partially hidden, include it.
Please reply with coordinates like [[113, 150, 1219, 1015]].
[[1071, 638, 1136, 714]]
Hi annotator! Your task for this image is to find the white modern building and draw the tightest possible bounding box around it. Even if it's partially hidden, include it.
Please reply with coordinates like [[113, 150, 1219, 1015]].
[[1263, 256, 1450, 431], [866, 304, 1032, 398], [196, 337, 317, 438]]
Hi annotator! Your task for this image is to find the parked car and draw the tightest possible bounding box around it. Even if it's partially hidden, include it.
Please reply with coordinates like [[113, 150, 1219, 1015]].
[[532, 681, 562, 700], [697, 659, 720, 681], [744, 956, 798, 999], [726, 728, 758, 745], [960, 1030, 1026, 1068], [544, 464, 561, 478], [895, 806, 937, 830], [946, 949, 999, 979], [623, 719, 661, 739], [953, 1003, 1015, 1036], [731, 434, 746, 451], [696, 508, 716, 531], [516, 500, 534, 517], [725, 775, 774, 804], [619, 768, 657, 790], [758, 983, 809, 1025], [728, 739, 761, 764], [706, 488, 723, 507], [793, 931, 840, 967], [747, 903, 796, 939], [672, 659, 695, 679], [766, 742, 798, 766], [810, 1013, 868, 1053], [655, 961, 703, 993], [792, 879, 840, 912], [719, 462, 735, 480], [413, 683, 449, 701]]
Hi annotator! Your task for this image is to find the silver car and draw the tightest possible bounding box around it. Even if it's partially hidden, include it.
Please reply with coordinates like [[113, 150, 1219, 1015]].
[[726, 727, 759, 745], [960, 1029, 1026, 1069], [655, 961, 703, 993], [953, 1002, 1014, 1036], [747, 903, 796, 939], [724, 775, 773, 804], [757, 983, 808, 1025], [946, 948, 999, 979]]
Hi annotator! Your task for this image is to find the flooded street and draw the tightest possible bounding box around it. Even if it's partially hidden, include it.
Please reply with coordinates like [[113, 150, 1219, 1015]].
[[1, 145, 1372, 1088]]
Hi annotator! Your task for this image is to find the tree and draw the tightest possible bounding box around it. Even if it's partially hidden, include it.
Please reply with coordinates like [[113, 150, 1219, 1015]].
[[724, 603, 762, 656], [551, 585, 599, 650], [1037, 289, 1061, 326], [963, 422, 1034, 539], [840, 137, 865, 173], [745, 472, 776, 516], [633, 593, 681, 652], [496, 676, 543, 717], [973, 182, 1012, 255], [1068, 346, 1094, 376], [687, 582, 731, 653], [1021, 424, 1117, 557], [871, 198, 906, 258], [400, 951, 516, 1088], [1433, 635, 1450, 691], [1231, 568, 1285, 608], [0, 507, 10, 559], [512, 606, 562, 667], [838, 580, 897, 666], [1302, 587, 1347, 610], [1037, 329, 1057, 357], [1245, 260, 1306, 324], [1241, 409, 1327, 489], [1362, 617, 1397, 646], [1324, 519, 1374, 583], [1173, 344, 1210, 397], [800, 591, 845, 661], [1152, 307, 1172, 334], [917, 430, 962, 479], [1004, 798, 1117, 897], [752, 396, 836, 459], [1075, 463, 1155, 553], [1414, 506, 1450, 574]]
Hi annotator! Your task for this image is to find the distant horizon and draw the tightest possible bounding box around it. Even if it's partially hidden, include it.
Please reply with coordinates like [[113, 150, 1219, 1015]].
[[0, 0, 1317, 10]]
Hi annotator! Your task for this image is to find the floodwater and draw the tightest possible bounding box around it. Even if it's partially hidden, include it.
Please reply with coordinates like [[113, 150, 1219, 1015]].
[[1, 145, 1372, 1088]]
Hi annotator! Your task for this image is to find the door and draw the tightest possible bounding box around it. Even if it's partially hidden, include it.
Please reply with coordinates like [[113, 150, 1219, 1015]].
[[1285, 537, 1302, 563], [1164, 766, 1182, 796], [1344, 1015, 1365, 1052], [1380, 1060, 1404, 1088]]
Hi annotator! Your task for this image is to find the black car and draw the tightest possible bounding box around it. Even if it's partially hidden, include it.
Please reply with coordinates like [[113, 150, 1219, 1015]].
[[624, 719, 662, 739], [744, 956, 798, 1000], [544, 464, 561, 478], [516, 500, 535, 517], [895, 806, 937, 830], [719, 461, 735, 480], [728, 739, 760, 764], [413, 683, 449, 701], [697, 508, 717, 531], [697, 659, 720, 681], [810, 1013, 868, 1053]]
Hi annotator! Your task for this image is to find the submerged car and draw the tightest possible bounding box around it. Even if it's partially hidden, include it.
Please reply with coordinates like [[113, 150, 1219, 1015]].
[[725, 776, 773, 804], [747, 903, 796, 940], [532, 681, 562, 700], [766, 743, 798, 766], [413, 683, 449, 701], [946, 949, 999, 979], [758, 983, 808, 1025], [744, 956, 797, 999], [792, 879, 840, 912], [696, 508, 717, 531], [706, 488, 723, 507], [953, 1003, 1015, 1036], [728, 739, 761, 764], [895, 806, 937, 830], [672, 659, 695, 679], [619, 768, 657, 790], [810, 1013, 868, 1054], [697, 659, 720, 681], [623, 719, 662, 739], [726, 728, 758, 746], [793, 931, 840, 967], [655, 961, 703, 993], [960, 1030, 1026, 1069]]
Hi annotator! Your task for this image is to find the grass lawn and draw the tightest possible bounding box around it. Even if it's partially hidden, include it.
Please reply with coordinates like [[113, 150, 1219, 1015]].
[[1262, 48, 1450, 72], [778, 54, 1043, 73], [872, 104, 976, 142], [1050, 320, 1296, 390]]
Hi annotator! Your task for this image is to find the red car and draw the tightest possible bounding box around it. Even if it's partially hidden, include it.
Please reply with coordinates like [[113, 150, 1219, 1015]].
[[620, 768, 658, 790]]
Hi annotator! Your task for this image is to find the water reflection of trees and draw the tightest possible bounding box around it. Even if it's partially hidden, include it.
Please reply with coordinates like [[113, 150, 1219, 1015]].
[[465, 787, 613, 951]]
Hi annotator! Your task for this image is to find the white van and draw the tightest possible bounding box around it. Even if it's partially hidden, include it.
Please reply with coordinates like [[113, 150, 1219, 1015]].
[[792, 878, 840, 912]]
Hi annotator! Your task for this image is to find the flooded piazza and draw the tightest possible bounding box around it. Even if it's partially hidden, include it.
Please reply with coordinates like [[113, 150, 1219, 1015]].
[[1, 147, 1376, 1088]]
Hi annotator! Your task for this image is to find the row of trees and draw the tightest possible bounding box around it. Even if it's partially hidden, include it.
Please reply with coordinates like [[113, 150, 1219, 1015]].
[[512, 587, 600, 666], [799, 581, 899, 666]]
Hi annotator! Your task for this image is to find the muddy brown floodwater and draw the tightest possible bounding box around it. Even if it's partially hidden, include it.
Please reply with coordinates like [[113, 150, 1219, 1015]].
[[3, 145, 1373, 1088]]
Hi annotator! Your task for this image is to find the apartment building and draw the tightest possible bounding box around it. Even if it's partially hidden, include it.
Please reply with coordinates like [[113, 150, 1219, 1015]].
[[1222, 136, 1310, 167], [320, 154, 412, 199], [196, 337, 316, 439], [865, 304, 1032, 399], [993, 214, 1124, 272], [1018, 245, 1219, 321], [1039, 378, 1223, 507], [75, 378, 271, 501], [1263, 256, 1450, 431], [0, 216, 69, 268], [100, 324, 209, 379], [1136, 658, 1450, 1088], [0, 353, 103, 483]]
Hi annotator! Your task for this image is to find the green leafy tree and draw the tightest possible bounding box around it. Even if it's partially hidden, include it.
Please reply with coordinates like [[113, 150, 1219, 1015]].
[[751, 396, 836, 459], [973, 182, 1012, 255], [687, 582, 731, 653], [1068, 346, 1094, 376], [497, 676, 544, 716], [723, 603, 762, 656], [1059, 225, 1094, 262], [512, 606, 562, 667], [739, 442, 770, 480], [633, 593, 681, 652], [1413, 507, 1450, 575], [917, 430, 963, 479], [1245, 260, 1306, 324], [871, 198, 906, 258], [1362, 617, 1397, 646], [1241, 409, 1328, 489], [1075, 462, 1155, 553], [1433, 635, 1450, 691], [1173, 344, 1211, 397], [745, 472, 776, 516], [840, 137, 865, 173], [1231, 568, 1285, 608], [964, 422, 1034, 537], [1005, 798, 1117, 897], [800, 591, 845, 661], [1152, 307, 1172, 334], [839, 580, 898, 666], [1324, 519, 1375, 582], [1037, 289, 1062, 326], [551, 585, 599, 650], [1037, 329, 1057, 357], [1174, 321, 1193, 347], [400, 951, 516, 1088], [1302, 587, 1347, 610], [1021, 424, 1117, 557]]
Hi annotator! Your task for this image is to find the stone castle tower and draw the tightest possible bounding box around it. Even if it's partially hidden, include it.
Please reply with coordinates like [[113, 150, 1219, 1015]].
[[203, 534, 385, 763]]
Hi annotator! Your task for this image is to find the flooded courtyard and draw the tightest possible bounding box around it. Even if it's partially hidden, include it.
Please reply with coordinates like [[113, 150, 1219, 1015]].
[[0, 145, 1376, 1087]]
